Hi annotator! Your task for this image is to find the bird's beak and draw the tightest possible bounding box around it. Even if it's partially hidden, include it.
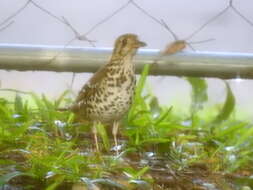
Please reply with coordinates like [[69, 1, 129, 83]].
[[136, 40, 147, 48]]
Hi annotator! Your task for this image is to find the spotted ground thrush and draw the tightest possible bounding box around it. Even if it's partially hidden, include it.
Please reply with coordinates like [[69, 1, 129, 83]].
[[70, 33, 146, 152]]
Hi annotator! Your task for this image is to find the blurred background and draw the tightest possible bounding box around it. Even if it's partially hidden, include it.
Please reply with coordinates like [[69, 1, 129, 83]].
[[0, 0, 252, 119]]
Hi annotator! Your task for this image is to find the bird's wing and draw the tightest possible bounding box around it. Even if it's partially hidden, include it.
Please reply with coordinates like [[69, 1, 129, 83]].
[[75, 65, 108, 102]]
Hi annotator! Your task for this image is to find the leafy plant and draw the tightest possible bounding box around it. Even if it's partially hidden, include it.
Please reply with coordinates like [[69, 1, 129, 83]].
[[0, 68, 252, 189]]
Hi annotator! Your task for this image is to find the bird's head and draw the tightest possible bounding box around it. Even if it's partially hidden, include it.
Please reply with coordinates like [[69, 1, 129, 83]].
[[112, 34, 146, 57]]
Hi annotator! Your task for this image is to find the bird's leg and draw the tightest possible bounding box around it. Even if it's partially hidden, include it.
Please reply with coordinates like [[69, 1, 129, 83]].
[[92, 122, 99, 152], [112, 121, 119, 155]]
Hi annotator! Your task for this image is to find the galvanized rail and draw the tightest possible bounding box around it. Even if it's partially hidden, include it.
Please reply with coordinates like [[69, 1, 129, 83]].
[[0, 43, 253, 79]]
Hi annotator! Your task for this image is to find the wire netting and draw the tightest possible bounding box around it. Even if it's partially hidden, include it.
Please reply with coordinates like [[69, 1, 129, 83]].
[[0, 0, 252, 118]]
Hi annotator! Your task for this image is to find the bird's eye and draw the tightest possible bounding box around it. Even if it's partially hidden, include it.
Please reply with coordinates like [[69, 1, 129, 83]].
[[121, 39, 127, 47]]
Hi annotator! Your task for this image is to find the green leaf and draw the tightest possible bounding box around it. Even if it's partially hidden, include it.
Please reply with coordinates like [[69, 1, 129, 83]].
[[46, 175, 65, 190], [30, 92, 44, 109], [213, 82, 235, 123], [235, 123, 253, 146], [42, 94, 55, 110], [129, 110, 150, 123], [67, 113, 75, 124], [14, 93, 23, 114], [96, 123, 110, 151], [135, 64, 150, 98], [215, 122, 245, 139], [149, 96, 161, 118], [0, 103, 12, 121], [133, 166, 149, 179], [186, 77, 208, 113], [154, 106, 173, 125], [141, 138, 170, 145], [54, 90, 70, 108], [128, 64, 151, 125]]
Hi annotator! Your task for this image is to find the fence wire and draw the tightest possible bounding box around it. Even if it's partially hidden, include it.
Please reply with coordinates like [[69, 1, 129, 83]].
[[1, 0, 253, 49], [0, 0, 253, 90]]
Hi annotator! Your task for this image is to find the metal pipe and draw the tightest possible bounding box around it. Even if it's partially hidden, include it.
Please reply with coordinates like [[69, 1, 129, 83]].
[[0, 43, 253, 79]]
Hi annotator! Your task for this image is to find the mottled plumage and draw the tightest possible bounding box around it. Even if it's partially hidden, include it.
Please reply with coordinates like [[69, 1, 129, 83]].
[[71, 34, 146, 152]]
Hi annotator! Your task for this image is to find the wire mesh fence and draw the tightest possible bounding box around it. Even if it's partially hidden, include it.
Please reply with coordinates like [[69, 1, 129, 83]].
[[0, 0, 253, 117], [1, 0, 253, 52]]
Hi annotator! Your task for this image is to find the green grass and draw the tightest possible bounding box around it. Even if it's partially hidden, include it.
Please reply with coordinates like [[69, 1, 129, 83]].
[[0, 65, 253, 189]]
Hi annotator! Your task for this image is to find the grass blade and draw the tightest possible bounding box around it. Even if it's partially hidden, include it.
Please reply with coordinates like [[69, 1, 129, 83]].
[[186, 77, 208, 113], [213, 82, 235, 123]]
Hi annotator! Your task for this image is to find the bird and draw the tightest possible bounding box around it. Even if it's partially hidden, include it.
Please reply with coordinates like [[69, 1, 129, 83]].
[[69, 33, 146, 153]]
